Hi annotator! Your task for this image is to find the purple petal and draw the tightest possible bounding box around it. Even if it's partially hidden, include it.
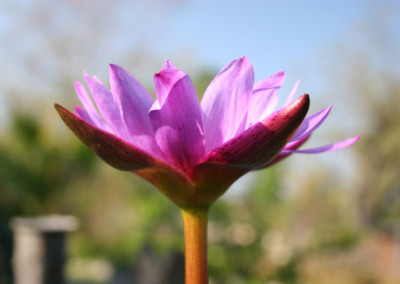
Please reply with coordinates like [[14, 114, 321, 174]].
[[58, 104, 203, 207], [161, 59, 177, 70], [74, 106, 92, 123], [289, 105, 332, 142], [198, 94, 310, 168], [245, 71, 285, 128], [55, 104, 165, 171], [75, 81, 95, 116], [84, 73, 130, 141], [150, 68, 205, 171], [74, 81, 108, 130], [283, 80, 300, 107], [201, 56, 255, 152], [109, 64, 161, 156], [260, 135, 311, 169], [282, 136, 360, 154], [74, 106, 110, 133]]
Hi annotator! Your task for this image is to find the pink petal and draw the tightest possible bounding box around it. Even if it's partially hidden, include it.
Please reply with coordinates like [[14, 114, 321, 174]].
[[201, 56, 255, 152], [74, 106, 92, 123], [282, 136, 360, 154], [74, 81, 108, 130], [74, 106, 110, 133], [259, 135, 311, 169], [109, 64, 161, 156], [283, 80, 300, 107], [198, 94, 310, 168], [289, 105, 332, 142], [84, 73, 130, 141], [246, 71, 285, 128], [55, 103, 165, 171], [161, 59, 177, 70], [58, 103, 200, 208], [150, 67, 205, 171]]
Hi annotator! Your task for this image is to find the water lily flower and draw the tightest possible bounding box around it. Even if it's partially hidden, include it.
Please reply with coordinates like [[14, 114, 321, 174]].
[[55, 57, 357, 207], [55, 57, 358, 284]]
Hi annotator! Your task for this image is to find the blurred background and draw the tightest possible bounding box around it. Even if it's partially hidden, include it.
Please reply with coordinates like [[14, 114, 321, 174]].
[[0, 0, 399, 283]]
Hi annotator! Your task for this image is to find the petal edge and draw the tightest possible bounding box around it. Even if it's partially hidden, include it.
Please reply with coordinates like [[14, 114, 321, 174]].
[[198, 94, 310, 168], [55, 103, 160, 171]]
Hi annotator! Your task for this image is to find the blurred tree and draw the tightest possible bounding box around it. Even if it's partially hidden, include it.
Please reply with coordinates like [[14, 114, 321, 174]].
[[0, 0, 184, 126], [324, 2, 400, 231], [284, 3, 400, 283], [206, 3, 400, 282], [0, 1, 188, 282]]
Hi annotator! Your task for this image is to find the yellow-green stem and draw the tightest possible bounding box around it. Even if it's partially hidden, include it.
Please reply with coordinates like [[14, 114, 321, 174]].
[[181, 207, 209, 284]]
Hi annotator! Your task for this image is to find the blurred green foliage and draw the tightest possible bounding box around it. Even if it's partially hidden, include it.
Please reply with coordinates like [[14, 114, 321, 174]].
[[0, 73, 364, 284], [1, 60, 400, 284]]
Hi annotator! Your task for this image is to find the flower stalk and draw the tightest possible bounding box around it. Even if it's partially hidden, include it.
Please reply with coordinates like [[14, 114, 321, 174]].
[[181, 207, 209, 284]]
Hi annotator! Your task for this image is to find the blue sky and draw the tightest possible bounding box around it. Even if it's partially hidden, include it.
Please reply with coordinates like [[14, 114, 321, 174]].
[[160, 0, 368, 79], [0, 0, 386, 92], [0, 0, 396, 125], [115, 0, 382, 108]]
